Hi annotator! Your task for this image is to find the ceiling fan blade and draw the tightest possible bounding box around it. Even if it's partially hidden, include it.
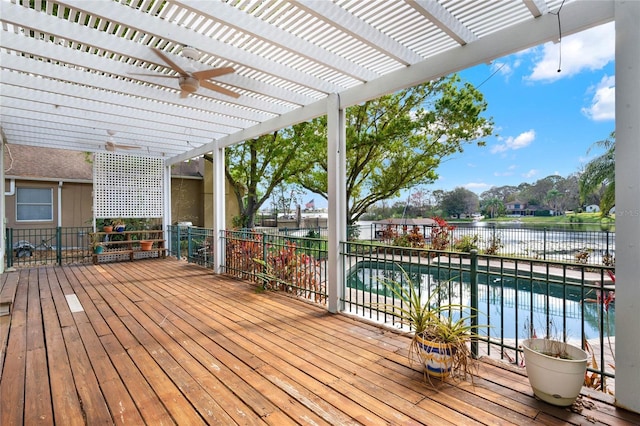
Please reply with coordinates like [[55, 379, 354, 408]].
[[129, 72, 179, 79], [192, 67, 235, 80], [106, 141, 140, 151], [151, 48, 188, 76], [200, 80, 240, 98]]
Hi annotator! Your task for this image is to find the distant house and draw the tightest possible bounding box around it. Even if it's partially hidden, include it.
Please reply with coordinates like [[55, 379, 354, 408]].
[[3, 144, 239, 230], [504, 200, 530, 216], [585, 204, 600, 213]]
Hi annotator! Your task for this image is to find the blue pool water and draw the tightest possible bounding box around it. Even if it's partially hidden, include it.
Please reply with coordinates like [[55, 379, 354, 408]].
[[346, 261, 614, 340]]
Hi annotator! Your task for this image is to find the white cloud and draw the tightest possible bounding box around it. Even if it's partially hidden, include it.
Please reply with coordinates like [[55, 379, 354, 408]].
[[522, 169, 539, 178], [526, 22, 614, 83], [581, 75, 615, 121], [464, 182, 490, 193], [491, 130, 536, 154]]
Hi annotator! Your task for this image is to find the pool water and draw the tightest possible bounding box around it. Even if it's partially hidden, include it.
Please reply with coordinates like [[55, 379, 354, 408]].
[[346, 262, 614, 340]]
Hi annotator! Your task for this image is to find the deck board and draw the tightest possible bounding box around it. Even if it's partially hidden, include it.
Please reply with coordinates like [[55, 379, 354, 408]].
[[1, 259, 639, 425]]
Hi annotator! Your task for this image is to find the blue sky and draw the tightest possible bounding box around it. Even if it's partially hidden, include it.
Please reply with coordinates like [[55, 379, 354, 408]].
[[301, 22, 615, 210], [433, 22, 615, 196]]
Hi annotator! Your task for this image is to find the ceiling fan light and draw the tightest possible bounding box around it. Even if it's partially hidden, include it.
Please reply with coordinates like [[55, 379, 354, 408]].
[[179, 76, 200, 93], [182, 46, 200, 60]]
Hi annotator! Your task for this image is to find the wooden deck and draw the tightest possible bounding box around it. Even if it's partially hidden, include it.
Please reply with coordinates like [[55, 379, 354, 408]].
[[1, 259, 638, 425]]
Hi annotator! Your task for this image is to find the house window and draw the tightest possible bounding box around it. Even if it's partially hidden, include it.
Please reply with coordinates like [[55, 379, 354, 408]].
[[16, 188, 53, 222]]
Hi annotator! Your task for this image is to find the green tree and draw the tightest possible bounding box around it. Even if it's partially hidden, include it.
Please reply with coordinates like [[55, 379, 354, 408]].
[[225, 125, 312, 228], [482, 197, 503, 218], [579, 132, 615, 216], [441, 187, 479, 218], [296, 75, 493, 224]]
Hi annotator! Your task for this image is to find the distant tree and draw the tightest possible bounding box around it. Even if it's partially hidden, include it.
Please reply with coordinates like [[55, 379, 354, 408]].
[[482, 197, 504, 218], [480, 185, 518, 203], [441, 187, 479, 218], [579, 132, 615, 216], [296, 75, 493, 224], [225, 125, 315, 228]]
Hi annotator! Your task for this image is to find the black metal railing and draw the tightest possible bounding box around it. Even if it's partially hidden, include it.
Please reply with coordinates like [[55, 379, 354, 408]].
[[341, 241, 616, 394], [221, 229, 328, 304], [365, 222, 615, 266], [167, 225, 215, 268], [5, 227, 93, 268]]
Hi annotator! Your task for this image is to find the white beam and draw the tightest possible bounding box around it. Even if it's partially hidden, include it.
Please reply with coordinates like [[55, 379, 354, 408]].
[[613, 0, 640, 414]]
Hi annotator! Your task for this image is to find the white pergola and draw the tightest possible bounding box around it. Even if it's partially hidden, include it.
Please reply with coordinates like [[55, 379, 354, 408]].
[[1, 0, 638, 413]]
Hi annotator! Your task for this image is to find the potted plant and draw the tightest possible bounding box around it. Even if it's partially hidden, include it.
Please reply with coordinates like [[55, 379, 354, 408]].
[[374, 265, 483, 382], [90, 232, 104, 254], [102, 220, 113, 233], [112, 218, 126, 232], [522, 335, 588, 406], [140, 240, 153, 251]]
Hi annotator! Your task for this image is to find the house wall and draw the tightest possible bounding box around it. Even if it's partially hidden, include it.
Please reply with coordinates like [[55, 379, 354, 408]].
[[203, 160, 240, 229], [171, 177, 204, 227], [3, 179, 93, 229], [4, 173, 238, 230]]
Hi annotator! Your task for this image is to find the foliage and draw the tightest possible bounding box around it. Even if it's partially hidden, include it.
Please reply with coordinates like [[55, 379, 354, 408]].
[[579, 132, 615, 216], [372, 265, 482, 381], [453, 234, 480, 252], [429, 217, 455, 251], [296, 76, 493, 225], [574, 248, 590, 264], [484, 232, 503, 255], [583, 288, 615, 394], [225, 125, 314, 228], [440, 187, 479, 218], [254, 243, 324, 303], [393, 226, 426, 248]]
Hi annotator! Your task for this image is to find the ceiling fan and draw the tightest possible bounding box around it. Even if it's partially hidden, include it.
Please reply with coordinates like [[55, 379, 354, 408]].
[[103, 130, 140, 152], [131, 47, 239, 99]]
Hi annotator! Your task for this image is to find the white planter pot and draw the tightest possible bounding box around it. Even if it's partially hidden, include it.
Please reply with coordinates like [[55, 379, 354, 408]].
[[522, 338, 588, 406]]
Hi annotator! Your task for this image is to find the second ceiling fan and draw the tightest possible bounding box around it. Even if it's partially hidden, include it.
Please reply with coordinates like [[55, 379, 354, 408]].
[[133, 47, 239, 99]]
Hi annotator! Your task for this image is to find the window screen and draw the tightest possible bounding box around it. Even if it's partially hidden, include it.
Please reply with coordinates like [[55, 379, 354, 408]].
[[16, 188, 53, 221]]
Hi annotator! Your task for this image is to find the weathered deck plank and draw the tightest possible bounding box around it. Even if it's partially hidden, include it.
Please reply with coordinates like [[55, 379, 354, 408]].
[[1, 259, 639, 425]]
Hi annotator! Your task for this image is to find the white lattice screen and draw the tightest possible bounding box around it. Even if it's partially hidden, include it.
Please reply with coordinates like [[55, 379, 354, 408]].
[[93, 152, 164, 218]]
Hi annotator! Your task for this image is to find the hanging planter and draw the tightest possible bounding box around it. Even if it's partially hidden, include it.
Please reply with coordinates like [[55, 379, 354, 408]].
[[522, 338, 588, 406], [140, 240, 153, 251]]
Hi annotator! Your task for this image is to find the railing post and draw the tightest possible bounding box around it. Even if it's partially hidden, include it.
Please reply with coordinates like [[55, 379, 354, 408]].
[[187, 226, 193, 261], [6, 228, 12, 269], [176, 225, 181, 258], [543, 227, 547, 260], [262, 232, 268, 281], [470, 249, 478, 358], [56, 226, 62, 265]]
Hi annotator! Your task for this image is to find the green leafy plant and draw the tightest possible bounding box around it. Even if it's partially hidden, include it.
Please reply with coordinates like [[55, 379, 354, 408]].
[[372, 265, 484, 383], [453, 234, 480, 252]]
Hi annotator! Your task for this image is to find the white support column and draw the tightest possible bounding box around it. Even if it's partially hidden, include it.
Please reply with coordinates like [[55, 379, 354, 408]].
[[327, 93, 347, 313], [163, 163, 172, 242], [1, 138, 5, 274], [614, 0, 640, 414], [212, 143, 226, 274]]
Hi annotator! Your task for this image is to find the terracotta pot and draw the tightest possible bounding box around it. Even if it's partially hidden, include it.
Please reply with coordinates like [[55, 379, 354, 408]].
[[140, 240, 153, 251], [103, 225, 113, 233]]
